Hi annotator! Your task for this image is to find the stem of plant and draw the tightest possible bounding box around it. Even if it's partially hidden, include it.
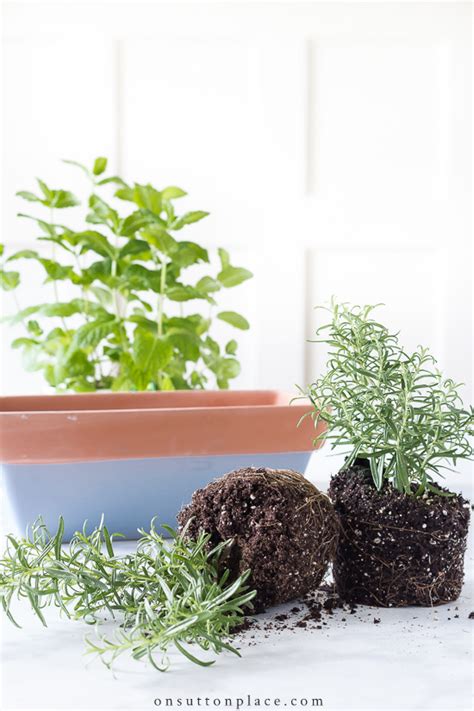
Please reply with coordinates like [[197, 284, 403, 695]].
[[49, 208, 68, 332], [157, 259, 167, 338], [11, 289, 21, 314], [156, 258, 167, 388]]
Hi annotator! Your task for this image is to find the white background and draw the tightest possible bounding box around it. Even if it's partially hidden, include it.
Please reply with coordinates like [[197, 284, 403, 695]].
[[1, 0, 472, 399]]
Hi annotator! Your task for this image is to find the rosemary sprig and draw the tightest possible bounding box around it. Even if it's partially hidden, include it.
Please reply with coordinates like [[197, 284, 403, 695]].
[[0, 517, 255, 671], [305, 301, 474, 495]]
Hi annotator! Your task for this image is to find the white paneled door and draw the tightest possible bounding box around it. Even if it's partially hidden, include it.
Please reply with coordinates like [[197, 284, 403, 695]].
[[1, 2, 472, 397]]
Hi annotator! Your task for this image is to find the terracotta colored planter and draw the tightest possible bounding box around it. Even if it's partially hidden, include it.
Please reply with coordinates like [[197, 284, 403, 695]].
[[0, 390, 322, 539]]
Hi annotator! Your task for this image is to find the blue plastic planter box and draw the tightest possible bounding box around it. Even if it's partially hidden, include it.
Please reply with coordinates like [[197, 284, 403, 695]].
[[0, 390, 322, 539]]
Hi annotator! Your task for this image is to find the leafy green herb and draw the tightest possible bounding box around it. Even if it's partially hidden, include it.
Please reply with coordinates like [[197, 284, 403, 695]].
[[304, 301, 474, 495], [0, 517, 255, 671], [0, 157, 253, 392]]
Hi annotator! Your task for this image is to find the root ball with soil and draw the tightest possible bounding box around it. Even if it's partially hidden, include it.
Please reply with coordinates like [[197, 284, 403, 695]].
[[329, 461, 470, 607], [178, 466, 339, 611]]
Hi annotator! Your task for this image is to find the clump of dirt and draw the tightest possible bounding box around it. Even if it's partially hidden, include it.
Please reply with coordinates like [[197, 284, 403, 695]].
[[178, 466, 339, 611], [328, 461, 471, 607]]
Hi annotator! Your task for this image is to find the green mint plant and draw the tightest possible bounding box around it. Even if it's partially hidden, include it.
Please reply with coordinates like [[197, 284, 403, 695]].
[[0, 517, 255, 671], [305, 301, 474, 495], [0, 157, 252, 392]]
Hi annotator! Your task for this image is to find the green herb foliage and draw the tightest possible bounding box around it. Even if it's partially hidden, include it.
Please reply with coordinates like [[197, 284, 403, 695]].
[[305, 301, 474, 495], [0, 157, 253, 392], [0, 517, 255, 671]]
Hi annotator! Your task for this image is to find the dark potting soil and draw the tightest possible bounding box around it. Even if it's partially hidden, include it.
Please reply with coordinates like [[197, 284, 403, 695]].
[[232, 582, 356, 642], [233, 574, 472, 648], [328, 461, 471, 607], [177, 466, 339, 612]]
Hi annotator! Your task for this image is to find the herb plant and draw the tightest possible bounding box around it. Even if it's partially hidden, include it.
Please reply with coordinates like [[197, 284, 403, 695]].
[[0, 157, 252, 392], [305, 301, 474, 495], [0, 517, 255, 671]]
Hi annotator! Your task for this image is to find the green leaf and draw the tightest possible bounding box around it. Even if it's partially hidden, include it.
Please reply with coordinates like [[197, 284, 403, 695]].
[[65, 349, 95, 378], [71, 316, 117, 351], [140, 225, 177, 255], [171, 211, 209, 230], [120, 210, 157, 237], [0, 269, 20, 291], [133, 329, 173, 375], [225, 339, 238, 355], [74, 231, 116, 259], [173, 241, 209, 268], [369, 456, 384, 491], [162, 199, 175, 223], [37, 179, 52, 200], [115, 186, 135, 201], [12, 339, 45, 371], [119, 239, 151, 259], [11, 337, 39, 349], [17, 181, 79, 209], [166, 329, 200, 361], [219, 358, 240, 382], [87, 195, 119, 229], [9, 299, 108, 325], [204, 335, 220, 356], [132, 184, 162, 215], [6, 249, 39, 262], [53, 190, 80, 209], [81, 259, 113, 285], [426, 482, 455, 498], [218, 248, 230, 269], [39, 259, 77, 282], [93, 157, 108, 176], [16, 191, 41, 203], [167, 285, 205, 302], [196, 276, 220, 293], [217, 266, 253, 288], [217, 311, 250, 330], [27, 320, 43, 337], [122, 264, 162, 292], [166, 314, 210, 336], [162, 186, 187, 200], [127, 314, 157, 332], [97, 176, 128, 187]]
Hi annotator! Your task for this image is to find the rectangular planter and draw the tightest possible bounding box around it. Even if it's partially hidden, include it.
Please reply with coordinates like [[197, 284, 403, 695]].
[[0, 390, 322, 539]]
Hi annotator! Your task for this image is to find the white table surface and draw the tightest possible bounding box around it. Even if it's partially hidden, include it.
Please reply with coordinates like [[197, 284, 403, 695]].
[[1, 451, 473, 711]]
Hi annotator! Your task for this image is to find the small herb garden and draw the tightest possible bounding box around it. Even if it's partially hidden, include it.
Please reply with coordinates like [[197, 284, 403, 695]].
[[0, 157, 252, 392], [0, 296, 472, 671], [306, 301, 473, 606]]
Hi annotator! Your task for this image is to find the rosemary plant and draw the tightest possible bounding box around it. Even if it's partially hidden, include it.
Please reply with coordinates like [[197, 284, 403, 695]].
[[0, 517, 255, 671], [306, 301, 474, 495]]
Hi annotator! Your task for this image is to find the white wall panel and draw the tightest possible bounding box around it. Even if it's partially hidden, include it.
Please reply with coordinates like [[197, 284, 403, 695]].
[[1, 1, 472, 398], [121, 38, 264, 233], [309, 42, 451, 205]]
